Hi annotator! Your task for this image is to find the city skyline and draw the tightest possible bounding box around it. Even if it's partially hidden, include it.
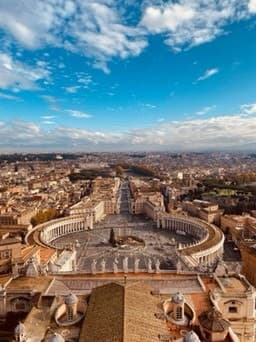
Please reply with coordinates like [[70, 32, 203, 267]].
[[1, 0, 256, 151]]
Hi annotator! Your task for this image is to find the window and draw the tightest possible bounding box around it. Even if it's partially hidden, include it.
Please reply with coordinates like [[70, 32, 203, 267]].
[[16, 302, 26, 311], [67, 307, 73, 321], [12, 298, 29, 312], [176, 306, 183, 320], [1, 250, 11, 259], [229, 306, 238, 313]]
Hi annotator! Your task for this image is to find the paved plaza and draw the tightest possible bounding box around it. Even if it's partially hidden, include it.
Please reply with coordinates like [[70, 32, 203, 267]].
[[52, 213, 196, 273], [51, 181, 196, 273]]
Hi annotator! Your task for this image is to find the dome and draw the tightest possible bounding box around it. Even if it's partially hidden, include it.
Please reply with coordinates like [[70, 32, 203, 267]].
[[172, 292, 184, 304], [198, 307, 230, 332], [65, 293, 78, 305], [48, 333, 65, 342], [14, 322, 25, 335], [184, 331, 201, 342]]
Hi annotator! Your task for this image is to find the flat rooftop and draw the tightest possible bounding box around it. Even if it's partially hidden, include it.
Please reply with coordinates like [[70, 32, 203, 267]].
[[218, 276, 247, 292], [6, 276, 52, 292]]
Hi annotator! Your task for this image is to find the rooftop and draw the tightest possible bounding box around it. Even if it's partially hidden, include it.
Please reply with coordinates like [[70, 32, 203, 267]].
[[218, 276, 247, 293], [79, 282, 167, 342], [6, 276, 52, 292], [39, 247, 56, 265], [20, 245, 40, 262], [0, 237, 21, 246]]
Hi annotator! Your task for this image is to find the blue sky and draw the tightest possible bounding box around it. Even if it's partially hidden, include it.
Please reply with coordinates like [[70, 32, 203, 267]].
[[1, 0, 256, 151]]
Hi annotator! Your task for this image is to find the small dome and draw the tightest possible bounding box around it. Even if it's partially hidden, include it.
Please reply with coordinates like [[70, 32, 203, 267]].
[[172, 292, 184, 304], [184, 331, 201, 342], [65, 293, 78, 305], [14, 322, 25, 335], [48, 333, 65, 342], [199, 307, 230, 332]]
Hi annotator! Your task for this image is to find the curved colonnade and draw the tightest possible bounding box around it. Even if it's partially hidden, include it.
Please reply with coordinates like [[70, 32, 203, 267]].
[[157, 214, 224, 267], [25, 215, 92, 249], [26, 213, 224, 269]]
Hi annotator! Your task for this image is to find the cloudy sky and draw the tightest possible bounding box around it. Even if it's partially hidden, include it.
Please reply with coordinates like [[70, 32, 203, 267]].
[[1, 0, 256, 152]]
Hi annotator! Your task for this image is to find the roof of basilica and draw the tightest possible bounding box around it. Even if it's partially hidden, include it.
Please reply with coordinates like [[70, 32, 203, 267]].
[[79, 282, 167, 342]]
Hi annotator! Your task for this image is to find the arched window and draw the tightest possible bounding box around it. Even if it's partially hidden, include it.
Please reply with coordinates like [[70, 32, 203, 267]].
[[67, 306, 73, 321], [176, 306, 183, 320], [224, 300, 242, 315], [11, 298, 30, 312]]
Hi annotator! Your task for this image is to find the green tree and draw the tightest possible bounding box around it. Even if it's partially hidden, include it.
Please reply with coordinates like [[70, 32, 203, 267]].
[[31, 208, 57, 227]]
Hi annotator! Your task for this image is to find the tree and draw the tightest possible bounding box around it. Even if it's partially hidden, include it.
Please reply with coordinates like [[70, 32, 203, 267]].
[[30, 208, 57, 227], [116, 165, 124, 177]]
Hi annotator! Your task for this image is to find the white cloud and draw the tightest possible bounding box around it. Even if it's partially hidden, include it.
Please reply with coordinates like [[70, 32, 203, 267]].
[[41, 95, 59, 111], [140, 4, 194, 33], [2, 109, 256, 151], [66, 110, 92, 118], [0, 120, 41, 144], [241, 103, 256, 114], [69, 2, 147, 71], [0, 53, 50, 91], [0, 0, 76, 48], [143, 103, 157, 108], [0, 1, 254, 72], [0, 0, 147, 72], [65, 86, 81, 93], [197, 68, 219, 82], [77, 75, 92, 86], [40, 115, 56, 120], [249, 0, 256, 13], [41, 120, 55, 125], [141, 0, 250, 51], [0, 91, 21, 101], [123, 115, 256, 149], [93, 60, 110, 74], [196, 105, 216, 116], [58, 62, 66, 69]]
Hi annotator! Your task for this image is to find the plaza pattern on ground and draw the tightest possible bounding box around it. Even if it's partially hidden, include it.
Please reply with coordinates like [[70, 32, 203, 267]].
[[51, 213, 196, 273]]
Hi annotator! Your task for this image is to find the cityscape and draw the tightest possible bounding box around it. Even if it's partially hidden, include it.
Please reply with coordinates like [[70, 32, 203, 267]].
[[1, 0, 256, 341], [1, 152, 256, 341]]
